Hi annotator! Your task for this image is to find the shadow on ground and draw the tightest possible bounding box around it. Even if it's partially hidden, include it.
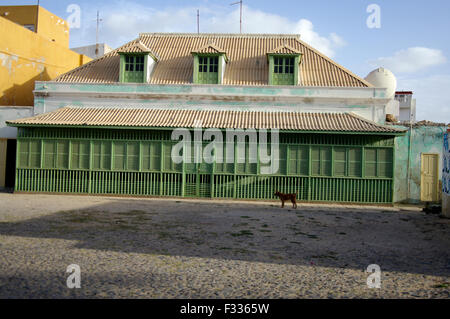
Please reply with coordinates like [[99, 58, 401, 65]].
[[0, 198, 449, 277]]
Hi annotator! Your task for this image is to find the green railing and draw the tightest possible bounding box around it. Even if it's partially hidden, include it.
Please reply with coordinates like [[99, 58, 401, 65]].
[[16, 168, 392, 203]]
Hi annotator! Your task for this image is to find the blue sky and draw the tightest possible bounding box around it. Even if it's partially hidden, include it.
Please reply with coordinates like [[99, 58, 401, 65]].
[[2, 0, 449, 122]]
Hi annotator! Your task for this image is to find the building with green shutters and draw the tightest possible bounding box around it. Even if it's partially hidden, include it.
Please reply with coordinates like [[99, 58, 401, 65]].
[[6, 33, 406, 203]]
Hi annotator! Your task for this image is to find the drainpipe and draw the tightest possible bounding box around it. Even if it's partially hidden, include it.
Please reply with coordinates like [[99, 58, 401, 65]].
[[406, 105, 414, 202]]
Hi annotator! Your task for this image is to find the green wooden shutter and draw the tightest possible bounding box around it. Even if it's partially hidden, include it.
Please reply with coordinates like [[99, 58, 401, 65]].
[[29, 140, 41, 168], [334, 147, 346, 176], [377, 148, 393, 178], [19, 140, 29, 168], [72, 141, 90, 169], [150, 142, 161, 171], [57, 140, 69, 169], [43, 141, 56, 168], [348, 148, 362, 177], [114, 142, 126, 170], [127, 142, 139, 171], [364, 149, 377, 177]]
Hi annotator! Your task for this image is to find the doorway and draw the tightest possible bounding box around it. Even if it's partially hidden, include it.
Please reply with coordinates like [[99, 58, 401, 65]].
[[420, 153, 439, 202]]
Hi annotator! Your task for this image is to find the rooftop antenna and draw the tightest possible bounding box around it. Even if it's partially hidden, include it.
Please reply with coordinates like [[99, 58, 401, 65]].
[[35, 0, 40, 33], [94, 10, 103, 58], [230, 0, 243, 33], [197, 9, 200, 34]]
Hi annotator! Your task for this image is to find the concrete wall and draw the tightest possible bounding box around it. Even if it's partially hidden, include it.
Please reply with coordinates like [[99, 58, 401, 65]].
[[0, 13, 91, 107], [443, 131, 450, 217], [33, 81, 391, 124], [394, 125, 447, 203], [0, 106, 33, 138]]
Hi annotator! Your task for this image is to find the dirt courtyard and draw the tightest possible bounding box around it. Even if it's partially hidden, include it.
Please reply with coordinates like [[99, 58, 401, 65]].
[[0, 193, 449, 298]]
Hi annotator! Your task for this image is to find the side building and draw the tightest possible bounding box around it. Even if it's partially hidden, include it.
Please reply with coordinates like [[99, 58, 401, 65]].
[[0, 5, 92, 189], [7, 33, 405, 203]]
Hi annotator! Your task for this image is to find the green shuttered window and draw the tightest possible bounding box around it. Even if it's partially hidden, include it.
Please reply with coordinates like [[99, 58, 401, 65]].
[[198, 56, 219, 84], [43, 140, 69, 169], [18, 140, 41, 168], [288, 145, 309, 175], [311, 146, 331, 176], [71, 140, 90, 170], [365, 148, 393, 178], [142, 142, 161, 171]]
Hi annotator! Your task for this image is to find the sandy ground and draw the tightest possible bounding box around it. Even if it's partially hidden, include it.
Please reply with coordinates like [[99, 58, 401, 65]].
[[0, 193, 449, 299]]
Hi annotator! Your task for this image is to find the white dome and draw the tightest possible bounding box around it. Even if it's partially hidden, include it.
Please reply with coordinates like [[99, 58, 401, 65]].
[[364, 67, 397, 98]]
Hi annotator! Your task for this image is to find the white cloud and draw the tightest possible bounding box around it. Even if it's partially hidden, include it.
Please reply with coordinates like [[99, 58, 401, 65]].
[[73, 2, 345, 58], [398, 74, 450, 123], [370, 47, 447, 74]]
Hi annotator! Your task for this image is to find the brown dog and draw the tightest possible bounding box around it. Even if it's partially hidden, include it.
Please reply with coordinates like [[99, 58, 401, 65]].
[[274, 191, 298, 209]]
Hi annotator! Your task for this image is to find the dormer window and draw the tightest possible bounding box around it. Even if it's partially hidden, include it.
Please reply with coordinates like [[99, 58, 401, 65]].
[[267, 44, 302, 86], [123, 55, 145, 83], [118, 41, 159, 83], [198, 56, 219, 84], [192, 43, 228, 85]]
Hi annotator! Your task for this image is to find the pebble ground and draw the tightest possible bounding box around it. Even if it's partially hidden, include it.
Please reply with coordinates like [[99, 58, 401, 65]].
[[0, 194, 449, 298]]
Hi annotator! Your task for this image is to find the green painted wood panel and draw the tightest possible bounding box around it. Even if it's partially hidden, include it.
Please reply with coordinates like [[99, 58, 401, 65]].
[[15, 127, 396, 203]]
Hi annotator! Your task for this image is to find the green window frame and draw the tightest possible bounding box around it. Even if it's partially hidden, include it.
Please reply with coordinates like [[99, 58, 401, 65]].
[[120, 54, 146, 83], [364, 148, 393, 178], [18, 140, 41, 168], [163, 142, 182, 172], [268, 54, 300, 86], [333, 147, 362, 177], [311, 146, 332, 176], [92, 141, 111, 170], [198, 56, 219, 84], [142, 142, 161, 171], [193, 54, 226, 84], [113, 142, 140, 171], [236, 143, 257, 175], [288, 145, 309, 176], [71, 140, 91, 170], [43, 140, 69, 169]]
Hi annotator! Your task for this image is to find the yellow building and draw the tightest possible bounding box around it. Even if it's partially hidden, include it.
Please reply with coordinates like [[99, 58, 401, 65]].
[[0, 5, 91, 106], [0, 5, 92, 189]]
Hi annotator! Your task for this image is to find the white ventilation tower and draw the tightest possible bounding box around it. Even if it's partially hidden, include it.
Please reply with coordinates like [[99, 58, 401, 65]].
[[365, 67, 399, 122], [364, 67, 397, 99]]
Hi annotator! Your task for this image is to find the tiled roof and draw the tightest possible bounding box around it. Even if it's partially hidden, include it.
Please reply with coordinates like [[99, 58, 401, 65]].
[[7, 107, 404, 133], [54, 33, 372, 87], [117, 41, 152, 53], [192, 43, 226, 54], [268, 44, 302, 55]]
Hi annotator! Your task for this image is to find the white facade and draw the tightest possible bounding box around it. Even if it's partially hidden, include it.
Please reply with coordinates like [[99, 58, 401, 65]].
[[395, 92, 417, 122]]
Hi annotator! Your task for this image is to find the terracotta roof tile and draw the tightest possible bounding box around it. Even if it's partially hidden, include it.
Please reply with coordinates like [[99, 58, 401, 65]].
[[54, 33, 372, 87], [8, 107, 404, 133]]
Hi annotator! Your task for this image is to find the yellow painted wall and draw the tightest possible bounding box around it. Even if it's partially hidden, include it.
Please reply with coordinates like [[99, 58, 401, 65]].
[[0, 139, 6, 188], [0, 9, 91, 106], [0, 5, 69, 47]]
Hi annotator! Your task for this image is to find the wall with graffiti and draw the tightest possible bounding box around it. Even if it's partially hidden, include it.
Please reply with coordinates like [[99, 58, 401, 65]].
[[443, 131, 450, 217]]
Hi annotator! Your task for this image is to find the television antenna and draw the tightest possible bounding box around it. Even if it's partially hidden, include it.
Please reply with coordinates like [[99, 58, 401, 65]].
[[197, 9, 200, 34], [94, 10, 103, 58], [230, 0, 243, 33]]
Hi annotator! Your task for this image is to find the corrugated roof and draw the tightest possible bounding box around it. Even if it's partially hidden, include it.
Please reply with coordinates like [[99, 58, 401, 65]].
[[54, 33, 372, 87], [7, 107, 404, 133]]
